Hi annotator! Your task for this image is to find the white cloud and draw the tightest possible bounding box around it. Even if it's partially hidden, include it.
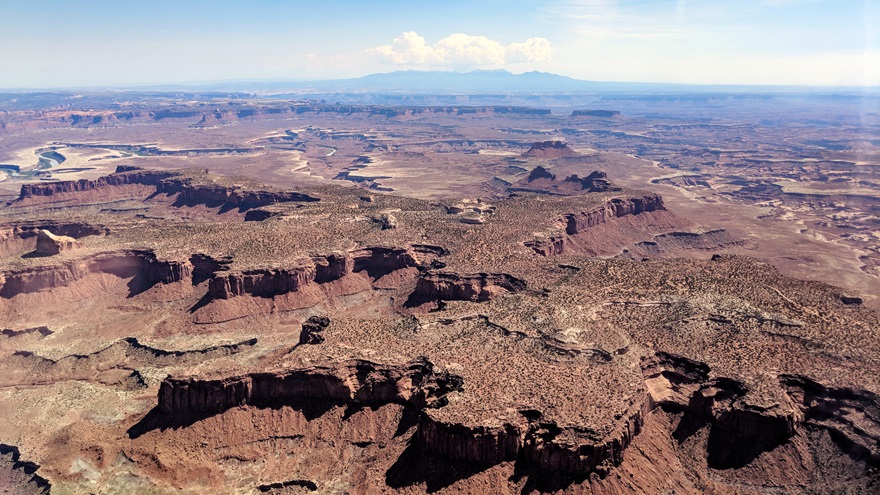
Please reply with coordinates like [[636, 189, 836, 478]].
[[368, 32, 552, 68]]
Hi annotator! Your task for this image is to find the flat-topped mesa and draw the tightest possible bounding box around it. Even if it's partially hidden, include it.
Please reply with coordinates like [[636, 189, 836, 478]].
[[413, 272, 527, 302], [156, 357, 462, 416], [565, 195, 666, 235], [525, 194, 667, 256], [207, 259, 344, 300], [155, 176, 319, 210], [571, 109, 621, 118], [34, 229, 80, 255], [15, 165, 319, 210], [206, 246, 443, 300], [522, 141, 580, 159], [17, 167, 180, 200], [510, 166, 619, 195]]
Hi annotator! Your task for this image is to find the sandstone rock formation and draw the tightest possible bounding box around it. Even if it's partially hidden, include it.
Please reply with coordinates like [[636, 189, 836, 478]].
[[522, 141, 580, 159], [509, 166, 618, 195], [0, 164, 876, 494], [155, 357, 462, 416], [14, 166, 319, 211], [412, 272, 526, 303], [298, 316, 330, 345], [34, 229, 79, 255], [525, 194, 667, 256]]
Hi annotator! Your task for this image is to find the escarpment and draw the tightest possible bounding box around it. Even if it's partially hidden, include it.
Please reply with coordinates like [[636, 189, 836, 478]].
[[155, 357, 461, 416], [16, 167, 179, 199], [0, 221, 108, 241], [525, 194, 668, 256], [14, 166, 319, 210], [0, 250, 196, 298], [412, 272, 527, 303], [416, 418, 524, 465], [3, 337, 257, 387], [0, 221, 107, 258], [417, 398, 651, 477], [782, 375, 880, 464], [155, 176, 319, 209], [206, 246, 441, 301], [518, 398, 651, 476], [642, 352, 803, 469], [565, 195, 666, 234]]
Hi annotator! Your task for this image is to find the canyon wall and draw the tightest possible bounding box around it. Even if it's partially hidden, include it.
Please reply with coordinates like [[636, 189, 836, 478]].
[[157, 357, 458, 415], [413, 272, 527, 302], [525, 194, 667, 256], [15, 166, 319, 210]]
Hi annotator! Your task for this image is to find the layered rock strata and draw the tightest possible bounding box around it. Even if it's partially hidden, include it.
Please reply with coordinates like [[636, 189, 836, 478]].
[[0, 250, 196, 298], [17, 168, 179, 199], [15, 166, 319, 210], [412, 272, 527, 302], [525, 195, 666, 256], [157, 358, 462, 415]]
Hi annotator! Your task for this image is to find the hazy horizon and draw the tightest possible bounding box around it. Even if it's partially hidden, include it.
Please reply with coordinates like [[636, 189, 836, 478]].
[[1, 0, 878, 89]]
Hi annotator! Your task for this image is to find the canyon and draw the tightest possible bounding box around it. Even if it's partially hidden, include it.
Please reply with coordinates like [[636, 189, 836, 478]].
[[0, 93, 876, 495]]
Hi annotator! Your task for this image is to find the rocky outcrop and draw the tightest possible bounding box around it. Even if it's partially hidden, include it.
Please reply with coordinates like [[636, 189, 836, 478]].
[[299, 316, 330, 345], [412, 272, 527, 302], [15, 166, 319, 211], [0, 444, 51, 494], [351, 247, 418, 279], [34, 229, 80, 255], [525, 195, 667, 256], [782, 375, 880, 464], [524, 235, 566, 256], [17, 167, 179, 199], [243, 209, 280, 222], [565, 195, 666, 235], [509, 166, 618, 195], [522, 141, 579, 159], [206, 246, 443, 301], [0, 250, 193, 298], [641, 352, 802, 468], [156, 357, 462, 415], [155, 177, 319, 210]]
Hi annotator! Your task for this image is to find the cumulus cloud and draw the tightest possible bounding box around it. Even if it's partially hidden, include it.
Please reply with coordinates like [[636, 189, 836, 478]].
[[368, 32, 552, 67]]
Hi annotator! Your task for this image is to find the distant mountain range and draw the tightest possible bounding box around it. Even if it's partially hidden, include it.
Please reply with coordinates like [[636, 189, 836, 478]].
[[3, 69, 874, 97], [170, 69, 873, 96], [183, 70, 705, 95]]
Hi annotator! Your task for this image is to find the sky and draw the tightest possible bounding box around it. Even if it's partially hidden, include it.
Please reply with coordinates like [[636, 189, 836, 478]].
[[0, 0, 877, 88]]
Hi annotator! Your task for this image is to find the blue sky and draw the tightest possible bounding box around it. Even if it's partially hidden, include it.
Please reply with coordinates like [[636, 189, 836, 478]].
[[0, 0, 877, 88]]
